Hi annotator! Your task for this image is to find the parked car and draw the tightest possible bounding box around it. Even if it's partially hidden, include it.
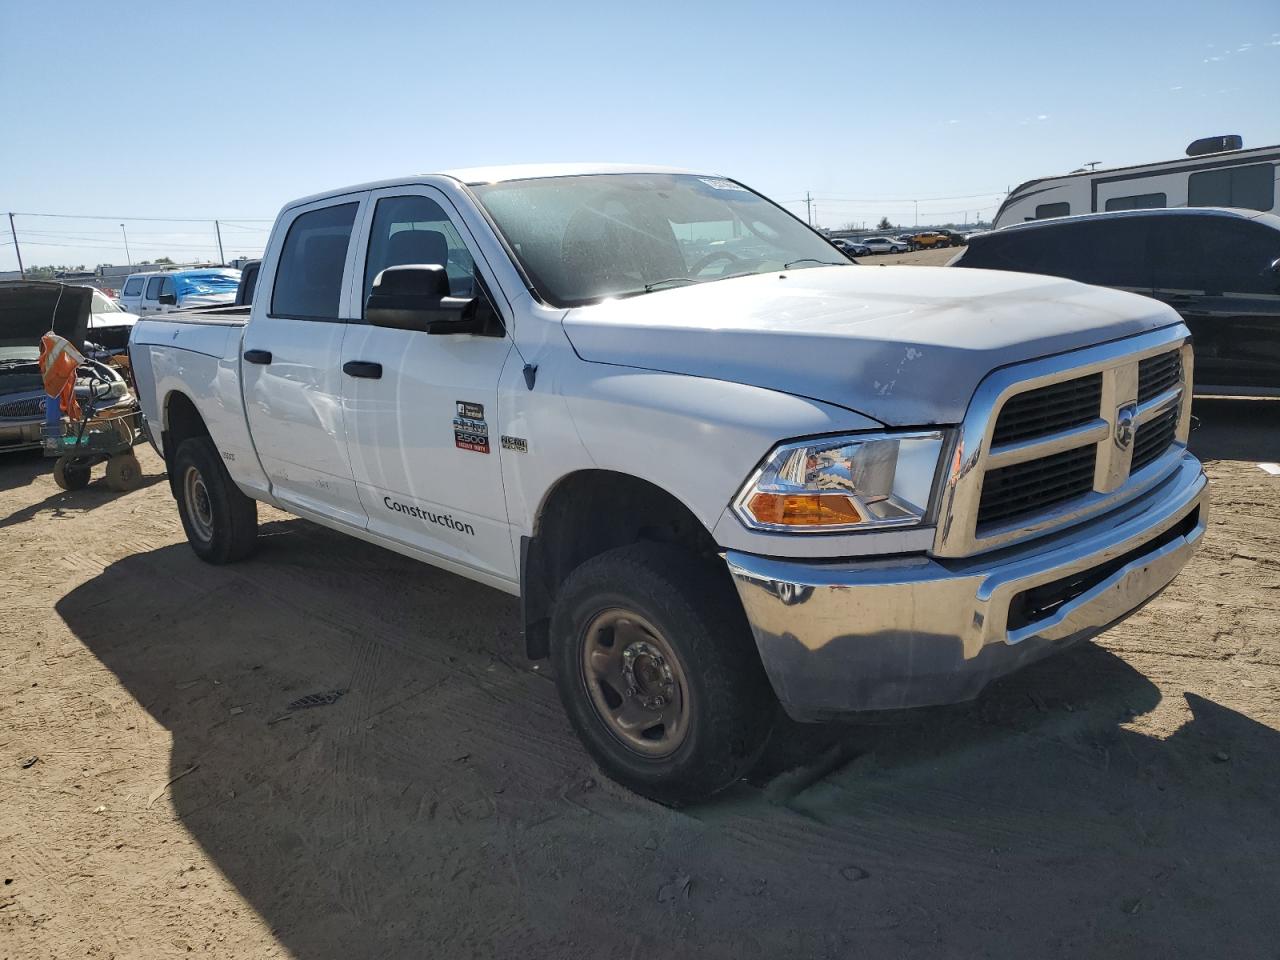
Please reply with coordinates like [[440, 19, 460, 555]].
[[1, 281, 134, 452], [859, 236, 908, 254], [86, 288, 141, 352], [950, 207, 1280, 395], [118, 268, 241, 315], [909, 231, 951, 249], [935, 229, 967, 247], [129, 164, 1206, 803], [830, 238, 870, 258]]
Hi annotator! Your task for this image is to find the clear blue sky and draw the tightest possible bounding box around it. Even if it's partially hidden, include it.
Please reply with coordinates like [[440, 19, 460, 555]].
[[2, 0, 1277, 269]]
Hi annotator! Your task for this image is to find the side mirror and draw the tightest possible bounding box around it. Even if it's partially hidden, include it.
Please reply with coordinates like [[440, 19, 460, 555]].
[[157, 293, 177, 306], [365, 264, 479, 334]]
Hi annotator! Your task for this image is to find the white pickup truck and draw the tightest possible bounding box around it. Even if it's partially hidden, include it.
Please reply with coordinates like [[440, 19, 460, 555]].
[[129, 164, 1207, 803]]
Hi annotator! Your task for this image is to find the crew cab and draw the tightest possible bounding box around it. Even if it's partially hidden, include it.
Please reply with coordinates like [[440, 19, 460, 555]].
[[128, 164, 1208, 803]]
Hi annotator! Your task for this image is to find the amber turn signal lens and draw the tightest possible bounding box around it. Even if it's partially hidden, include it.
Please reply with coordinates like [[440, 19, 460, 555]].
[[746, 492, 865, 526]]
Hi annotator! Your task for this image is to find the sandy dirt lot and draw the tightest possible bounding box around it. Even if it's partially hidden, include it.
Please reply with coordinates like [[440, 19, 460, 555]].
[[2, 396, 1278, 959]]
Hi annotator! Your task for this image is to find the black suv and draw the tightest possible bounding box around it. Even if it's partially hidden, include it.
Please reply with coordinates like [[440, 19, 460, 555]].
[[952, 208, 1280, 395]]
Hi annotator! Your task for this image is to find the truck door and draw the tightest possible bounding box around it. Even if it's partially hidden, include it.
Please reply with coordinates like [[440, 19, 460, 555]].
[[142, 276, 164, 313], [1181, 216, 1280, 391], [241, 195, 369, 527], [340, 187, 517, 582]]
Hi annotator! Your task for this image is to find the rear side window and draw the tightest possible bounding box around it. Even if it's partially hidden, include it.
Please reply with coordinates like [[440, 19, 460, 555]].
[[1105, 193, 1166, 212], [271, 202, 359, 320], [1034, 202, 1070, 220], [1188, 163, 1276, 211], [122, 277, 143, 296], [145, 277, 164, 299], [362, 194, 476, 307]]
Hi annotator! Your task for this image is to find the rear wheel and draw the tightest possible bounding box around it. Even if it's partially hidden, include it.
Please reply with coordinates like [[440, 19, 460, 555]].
[[550, 542, 776, 805], [53, 457, 91, 491], [105, 453, 143, 492], [172, 437, 258, 563]]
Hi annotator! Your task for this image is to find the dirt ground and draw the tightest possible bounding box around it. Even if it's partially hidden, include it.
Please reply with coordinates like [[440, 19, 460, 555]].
[[2, 396, 1279, 960]]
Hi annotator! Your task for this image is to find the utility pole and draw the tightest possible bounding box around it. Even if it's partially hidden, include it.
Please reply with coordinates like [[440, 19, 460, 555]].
[[913, 199, 919, 227], [805, 191, 813, 226], [8, 213, 23, 276], [214, 220, 225, 265], [120, 224, 132, 267]]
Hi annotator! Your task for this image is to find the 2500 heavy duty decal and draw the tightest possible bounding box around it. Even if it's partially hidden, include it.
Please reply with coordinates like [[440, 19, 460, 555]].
[[382, 496, 476, 537], [454, 400, 490, 454]]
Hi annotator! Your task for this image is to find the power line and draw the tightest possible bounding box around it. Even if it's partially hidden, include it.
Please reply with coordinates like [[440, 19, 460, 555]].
[[12, 211, 273, 222]]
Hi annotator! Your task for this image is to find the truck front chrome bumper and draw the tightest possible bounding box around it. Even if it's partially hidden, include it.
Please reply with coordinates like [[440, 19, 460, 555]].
[[726, 454, 1207, 720]]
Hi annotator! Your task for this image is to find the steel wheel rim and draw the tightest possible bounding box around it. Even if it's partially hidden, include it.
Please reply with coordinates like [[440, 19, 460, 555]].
[[580, 608, 690, 758], [183, 465, 214, 542]]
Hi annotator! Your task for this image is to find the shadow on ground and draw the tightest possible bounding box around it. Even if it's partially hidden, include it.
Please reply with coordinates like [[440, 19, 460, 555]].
[[56, 518, 1280, 959]]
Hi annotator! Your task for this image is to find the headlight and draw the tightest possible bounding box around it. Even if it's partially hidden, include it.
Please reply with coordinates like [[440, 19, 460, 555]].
[[733, 430, 948, 533]]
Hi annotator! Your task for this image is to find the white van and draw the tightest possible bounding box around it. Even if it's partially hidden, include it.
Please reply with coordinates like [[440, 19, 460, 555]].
[[993, 137, 1279, 228], [118, 268, 241, 315]]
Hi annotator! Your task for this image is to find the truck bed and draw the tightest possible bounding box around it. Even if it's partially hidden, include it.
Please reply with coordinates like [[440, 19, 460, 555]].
[[156, 304, 251, 326]]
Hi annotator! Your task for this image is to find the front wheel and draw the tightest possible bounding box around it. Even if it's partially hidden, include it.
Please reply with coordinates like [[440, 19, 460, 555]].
[[172, 437, 258, 563], [550, 542, 776, 805], [53, 457, 91, 491]]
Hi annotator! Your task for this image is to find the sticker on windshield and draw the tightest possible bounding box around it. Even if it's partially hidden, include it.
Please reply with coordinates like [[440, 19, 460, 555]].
[[697, 177, 748, 192]]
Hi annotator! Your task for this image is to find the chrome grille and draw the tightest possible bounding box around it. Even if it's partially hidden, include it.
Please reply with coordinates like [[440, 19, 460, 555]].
[[935, 331, 1193, 558], [1132, 406, 1179, 473], [0, 396, 45, 419], [979, 446, 1097, 529], [990, 374, 1102, 446], [1138, 351, 1181, 402]]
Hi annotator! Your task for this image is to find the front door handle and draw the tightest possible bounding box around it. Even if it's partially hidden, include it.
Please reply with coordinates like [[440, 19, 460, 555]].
[[243, 349, 273, 365], [343, 360, 383, 379]]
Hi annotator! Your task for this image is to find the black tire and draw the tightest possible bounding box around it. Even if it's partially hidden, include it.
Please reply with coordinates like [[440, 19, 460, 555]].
[[172, 437, 258, 563], [550, 542, 776, 805], [53, 457, 91, 491]]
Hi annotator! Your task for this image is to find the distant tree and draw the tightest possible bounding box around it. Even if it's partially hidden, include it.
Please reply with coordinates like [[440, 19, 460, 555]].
[[22, 264, 84, 280], [153, 256, 174, 264], [876, 216, 893, 231]]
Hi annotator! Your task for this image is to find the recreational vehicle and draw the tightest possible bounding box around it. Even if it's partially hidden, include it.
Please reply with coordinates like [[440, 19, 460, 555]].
[[992, 136, 1279, 228]]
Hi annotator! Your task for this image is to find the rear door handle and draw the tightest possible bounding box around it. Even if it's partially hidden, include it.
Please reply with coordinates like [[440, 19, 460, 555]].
[[343, 360, 383, 379], [243, 349, 273, 365]]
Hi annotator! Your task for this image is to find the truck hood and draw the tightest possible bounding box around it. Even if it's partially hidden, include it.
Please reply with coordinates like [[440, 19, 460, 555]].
[[0, 281, 91, 351], [561, 266, 1180, 425]]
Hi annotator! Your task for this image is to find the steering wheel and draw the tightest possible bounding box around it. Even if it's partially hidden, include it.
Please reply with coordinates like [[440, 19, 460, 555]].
[[687, 250, 743, 276]]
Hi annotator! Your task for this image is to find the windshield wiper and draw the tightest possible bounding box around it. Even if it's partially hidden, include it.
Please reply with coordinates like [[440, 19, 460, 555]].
[[642, 277, 703, 293], [783, 258, 845, 269]]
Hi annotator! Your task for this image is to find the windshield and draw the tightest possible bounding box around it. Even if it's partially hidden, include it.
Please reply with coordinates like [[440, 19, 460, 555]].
[[91, 291, 123, 314], [472, 173, 846, 306], [175, 272, 240, 298]]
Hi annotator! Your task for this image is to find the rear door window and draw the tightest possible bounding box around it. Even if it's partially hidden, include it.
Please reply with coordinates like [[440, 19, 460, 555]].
[[270, 202, 359, 320], [1150, 217, 1207, 291], [1073, 218, 1151, 289], [122, 277, 144, 297]]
